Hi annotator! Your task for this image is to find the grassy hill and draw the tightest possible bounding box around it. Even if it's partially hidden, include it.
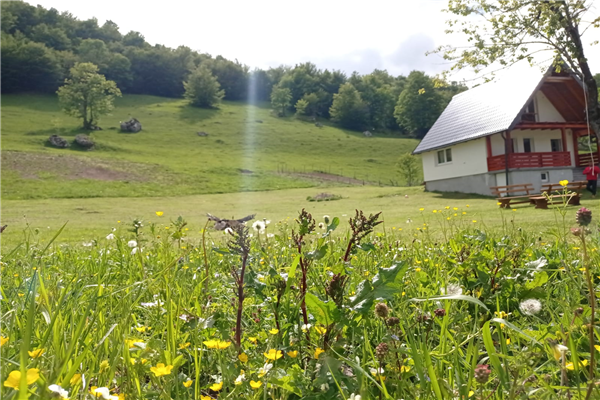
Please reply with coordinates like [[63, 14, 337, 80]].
[[1, 94, 421, 200]]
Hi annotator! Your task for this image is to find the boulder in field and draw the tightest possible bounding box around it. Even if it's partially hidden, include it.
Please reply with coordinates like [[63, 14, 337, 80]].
[[48, 135, 70, 148], [120, 118, 142, 133], [74, 134, 95, 150]]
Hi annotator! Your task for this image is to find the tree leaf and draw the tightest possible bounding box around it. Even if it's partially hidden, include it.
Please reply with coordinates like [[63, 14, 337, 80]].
[[305, 293, 340, 326]]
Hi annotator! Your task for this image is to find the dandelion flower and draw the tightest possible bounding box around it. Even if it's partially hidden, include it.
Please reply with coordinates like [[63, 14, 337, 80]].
[[441, 283, 463, 296], [264, 349, 283, 360], [314, 347, 325, 359], [106, 233, 115, 240], [156, 211, 164, 216], [150, 363, 173, 377], [519, 299, 542, 316], [269, 328, 279, 335], [250, 380, 262, 389], [183, 379, 193, 388], [127, 240, 137, 248], [70, 374, 82, 386], [4, 368, 39, 389], [0, 336, 8, 346], [28, 348, 45, 358], [287, 350, 298, 358], [48, 384, 69, 399], [209, 381, 223, 391]]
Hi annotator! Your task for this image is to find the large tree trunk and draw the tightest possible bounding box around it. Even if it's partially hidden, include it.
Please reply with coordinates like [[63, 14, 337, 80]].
[[562, 8, 600, 136]]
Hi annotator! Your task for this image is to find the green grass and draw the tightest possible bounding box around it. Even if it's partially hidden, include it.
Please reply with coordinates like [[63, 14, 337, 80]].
[[3, 184, 597, 248], [1, 94, 420, 200]]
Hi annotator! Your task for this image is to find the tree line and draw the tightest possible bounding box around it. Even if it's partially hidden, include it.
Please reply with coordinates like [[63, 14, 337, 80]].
[[1, 1, 466, 137]]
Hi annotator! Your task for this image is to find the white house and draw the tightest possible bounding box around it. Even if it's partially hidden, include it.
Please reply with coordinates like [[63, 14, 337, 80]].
[[413, 63, 597, 196]]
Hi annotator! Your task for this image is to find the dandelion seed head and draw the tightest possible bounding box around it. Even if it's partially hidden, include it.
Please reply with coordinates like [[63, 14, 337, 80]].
[[519, 299, 542, 315]]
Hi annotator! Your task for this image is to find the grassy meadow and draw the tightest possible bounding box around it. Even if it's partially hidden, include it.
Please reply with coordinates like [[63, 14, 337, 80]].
[[1, 94, 419, 200]]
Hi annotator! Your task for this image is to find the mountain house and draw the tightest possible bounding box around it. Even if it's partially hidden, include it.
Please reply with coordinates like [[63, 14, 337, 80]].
[[413, 63, 598, 196]]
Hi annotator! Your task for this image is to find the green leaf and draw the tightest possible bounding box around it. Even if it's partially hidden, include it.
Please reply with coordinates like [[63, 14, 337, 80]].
[[490, 318, 539, 344], [327, 217, 340, 232], [350, 262, 408, 314], [483, 321, 509, 389], [306, 244, 328, 260], [288, 255, 300, 279], [410, 294, 489, 311], [305, 293, 340, 326], [525, 271, 548, 289], [357, 243, 376, 252], [270, 376, 302, 396]]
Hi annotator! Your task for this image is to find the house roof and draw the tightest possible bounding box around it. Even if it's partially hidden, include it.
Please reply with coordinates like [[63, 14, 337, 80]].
[[412, 63, 573, 155]]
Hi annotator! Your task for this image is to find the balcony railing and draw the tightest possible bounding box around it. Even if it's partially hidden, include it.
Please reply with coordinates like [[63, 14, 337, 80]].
[[487, 152, 572, 171]]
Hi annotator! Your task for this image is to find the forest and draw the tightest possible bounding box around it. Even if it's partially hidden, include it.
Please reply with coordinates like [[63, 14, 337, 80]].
[[0, 1, 467, 136]]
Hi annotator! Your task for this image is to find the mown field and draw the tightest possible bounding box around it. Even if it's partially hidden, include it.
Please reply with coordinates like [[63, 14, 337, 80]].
[[1, 94, 419, 200], [1, 202, 599, 399]]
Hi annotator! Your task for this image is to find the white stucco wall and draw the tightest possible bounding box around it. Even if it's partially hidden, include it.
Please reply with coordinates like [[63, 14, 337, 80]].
[[535, 91, 565, 122], [422, 138, 488, 182]]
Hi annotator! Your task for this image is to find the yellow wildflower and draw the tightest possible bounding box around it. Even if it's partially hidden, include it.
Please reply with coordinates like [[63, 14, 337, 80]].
[[315, 326, 327, 335], [210, 381, 223, 391], [70, 374, 82, 386], [250, 380, 262, 389], [179, 342, 191, 350], [400, 365, 411, 373], [183, 379, 193, 388], [287, 350, 298, 358], [156, 211, 164, 216], [595, 345, 600, 352], [28, 348, 45, 358], [135, 326, 151, 333], [3, 368, 39, 389], [566, 359, 588, 370], [0, 336, 8, 346], [269, 328, 279, 334], [150, 363, 173, 377], [238, 353, 248, 363], [560, 180, 569, 187], [264, 349, 283, 360], [314, 347, 325, 359], [201, 396, 212, 400], [100, 360, 109, 372]]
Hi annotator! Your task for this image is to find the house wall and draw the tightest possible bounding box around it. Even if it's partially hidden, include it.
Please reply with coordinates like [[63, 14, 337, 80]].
[[426, 173, 496, 196], [535, 91, 565, 122], [422, 138, 488, 182]]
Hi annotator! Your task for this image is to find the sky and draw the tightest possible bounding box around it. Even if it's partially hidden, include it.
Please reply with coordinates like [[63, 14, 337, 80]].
[[36, 0, 600, 84]]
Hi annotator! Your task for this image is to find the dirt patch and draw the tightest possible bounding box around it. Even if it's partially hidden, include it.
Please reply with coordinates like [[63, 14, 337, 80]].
[[280, 172, 370, 185], [2, 151, 148, 182]]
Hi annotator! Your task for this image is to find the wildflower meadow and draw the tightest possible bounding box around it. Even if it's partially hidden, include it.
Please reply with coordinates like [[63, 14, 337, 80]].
[[1, 204, 599, 400]]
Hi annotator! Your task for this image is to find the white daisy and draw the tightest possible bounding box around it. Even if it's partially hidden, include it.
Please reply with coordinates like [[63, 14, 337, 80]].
[[48, 384, 69, 399], [127, 240, 137, 248], [106, 233, 115, 240]]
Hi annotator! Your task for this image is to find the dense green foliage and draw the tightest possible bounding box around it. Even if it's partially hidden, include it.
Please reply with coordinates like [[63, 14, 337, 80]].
[[396, 153, 421, 186], [184, 65, 224, 108], [270, 87, 292, 116], [57, 63, 121, 129], [329, 83, 369, 130], [0, 1, 465, 136], [2, 204, 599, 399]]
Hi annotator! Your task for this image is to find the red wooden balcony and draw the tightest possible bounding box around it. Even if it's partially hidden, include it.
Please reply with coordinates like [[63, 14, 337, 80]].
[[487, 152, 572, 171]]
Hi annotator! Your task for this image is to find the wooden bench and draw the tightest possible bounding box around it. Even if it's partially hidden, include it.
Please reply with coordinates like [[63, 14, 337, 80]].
[[530, 181, 586, 209], [491, 183, 536, 208]]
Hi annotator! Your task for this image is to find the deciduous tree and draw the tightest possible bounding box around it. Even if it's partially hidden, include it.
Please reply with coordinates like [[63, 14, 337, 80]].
[[394, 71, 444, 137], [397, 153, 420, 186], [183, 64, 225, 108], [436, 0, 600, 136], [57, 62, 121, 129], [271, 86, 292, 116], [329, 83, 368, 130]]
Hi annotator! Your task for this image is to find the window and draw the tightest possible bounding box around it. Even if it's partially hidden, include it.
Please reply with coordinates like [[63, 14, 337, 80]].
[[551, 139, 563, 152], [523, 138, 534, 153], [541, 172, 549, 182], [437, 148, 452, 165]]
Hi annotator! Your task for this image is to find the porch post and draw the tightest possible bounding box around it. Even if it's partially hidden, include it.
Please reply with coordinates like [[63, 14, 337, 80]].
[[561, 128, 567, 154], [486, 136, 492, 157], [572, 130, 580, 166]]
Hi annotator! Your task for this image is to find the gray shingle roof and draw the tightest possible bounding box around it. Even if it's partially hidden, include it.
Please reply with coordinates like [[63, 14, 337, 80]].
[[413, 65, 548, 154]]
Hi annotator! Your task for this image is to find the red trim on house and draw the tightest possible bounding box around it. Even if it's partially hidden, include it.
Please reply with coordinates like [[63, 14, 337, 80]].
[[514, 122, 589, 130], [561, 128, 567, 153], [487, 152, 571, 171]]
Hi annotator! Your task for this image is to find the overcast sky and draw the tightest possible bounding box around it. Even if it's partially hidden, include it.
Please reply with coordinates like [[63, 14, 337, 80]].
[[36, 0, 600, 84]]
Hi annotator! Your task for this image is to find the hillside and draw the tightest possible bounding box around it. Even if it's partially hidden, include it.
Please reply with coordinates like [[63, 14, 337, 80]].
[[1, 94, 421, 200]]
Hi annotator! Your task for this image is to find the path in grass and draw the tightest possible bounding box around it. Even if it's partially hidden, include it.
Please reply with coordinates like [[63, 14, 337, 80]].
[[3, 185, 594, 247]]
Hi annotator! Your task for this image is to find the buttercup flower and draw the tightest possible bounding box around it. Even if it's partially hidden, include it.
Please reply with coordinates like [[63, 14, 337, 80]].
[[156, 211, 164, 216], [238, 353, 248, 363], [70, 374, 82, 386], [315, 326, 327, 335], [0, 336, 8, 346], [4, 368, 39, 389], [250, 380, 262, 389], [150, 363, 173, 377], [209, 381, 223, 391], [48, 384, 69, 399], [269, 328, 279, 334], [287, 350, 298, 358], [560, 180, 569, 187], [183, 380, 193, 388], [314, 347, 325, 359], [203, 340, 231, 349], [264, 349, 283, 360], [28, 348, 45, 358], [566, 359, 588, 370]]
